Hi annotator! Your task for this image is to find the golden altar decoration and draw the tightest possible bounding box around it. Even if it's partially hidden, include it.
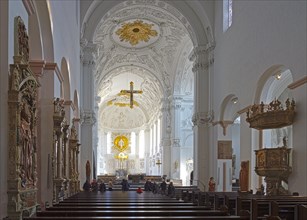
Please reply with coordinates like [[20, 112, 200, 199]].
[[246, 98, 295, 130], [115, 20, 158, 46], [255, 147, 292, 196]]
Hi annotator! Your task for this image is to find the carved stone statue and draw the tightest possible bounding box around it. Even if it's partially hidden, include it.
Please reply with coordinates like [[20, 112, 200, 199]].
[[86, 160, 91, 181], [239, 161, 249, 191], [208, 177, 216, 192]]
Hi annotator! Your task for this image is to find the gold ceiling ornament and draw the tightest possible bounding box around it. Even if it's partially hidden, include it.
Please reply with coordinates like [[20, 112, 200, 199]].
[[246, 98, 296, 130], [120, 81, 143, 108], [113, 135, 129, 152], [115, 20, 158, 46]]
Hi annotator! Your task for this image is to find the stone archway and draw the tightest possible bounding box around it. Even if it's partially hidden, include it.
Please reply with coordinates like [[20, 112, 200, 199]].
[[80, 0, 214, 189]]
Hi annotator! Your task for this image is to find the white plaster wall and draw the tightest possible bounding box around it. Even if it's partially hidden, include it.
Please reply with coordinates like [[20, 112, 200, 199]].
[[232, 123, 240, 179], [214, 0, 306, 106], [48, 0, 80, 102], [214, 0, 307, 194], [217, 126, 233, 191]]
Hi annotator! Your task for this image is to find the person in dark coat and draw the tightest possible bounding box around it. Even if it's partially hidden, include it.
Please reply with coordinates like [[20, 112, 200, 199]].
[[160, 180, 167, 195], [83, 179, 91, 191], [167, 181, 175, 197], [99, 181, 106, 192]]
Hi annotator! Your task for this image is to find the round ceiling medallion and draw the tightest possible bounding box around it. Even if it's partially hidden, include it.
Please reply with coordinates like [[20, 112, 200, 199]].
[[113, 135, 129, 152], [112, 19, 160, 49]]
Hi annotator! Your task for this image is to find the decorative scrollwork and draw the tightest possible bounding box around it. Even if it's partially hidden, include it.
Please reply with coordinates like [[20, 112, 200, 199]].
[[246, 98, 295, 130]]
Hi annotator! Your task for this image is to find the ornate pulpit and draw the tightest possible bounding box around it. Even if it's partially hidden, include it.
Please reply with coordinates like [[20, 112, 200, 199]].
[[255, 147, 292, 196], [246, 99, 295, 196]]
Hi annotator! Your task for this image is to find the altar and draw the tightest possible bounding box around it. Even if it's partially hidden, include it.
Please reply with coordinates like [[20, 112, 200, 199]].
[[97, 175, 117, 183]]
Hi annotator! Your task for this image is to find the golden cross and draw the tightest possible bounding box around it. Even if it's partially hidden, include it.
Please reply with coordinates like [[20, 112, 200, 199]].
[[120, 81, 142, 108]]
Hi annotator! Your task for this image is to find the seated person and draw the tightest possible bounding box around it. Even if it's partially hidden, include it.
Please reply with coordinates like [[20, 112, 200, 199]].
[[108, 180, 113, 191], [83, 179, 91, 191], [99, 180, 106, 192], [91, 179, 98, 191], [136, 187, 143, 194]]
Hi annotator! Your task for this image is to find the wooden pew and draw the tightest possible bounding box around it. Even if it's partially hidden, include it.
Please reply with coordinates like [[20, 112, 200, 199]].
[[298, 204, 307, 220], [237, 195, 307, 220], [25, 216, 250, 220], [25, 190, 250, 220]]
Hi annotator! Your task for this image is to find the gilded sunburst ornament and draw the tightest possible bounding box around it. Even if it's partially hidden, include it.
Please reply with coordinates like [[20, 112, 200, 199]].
[[115, 20, 158, 46]]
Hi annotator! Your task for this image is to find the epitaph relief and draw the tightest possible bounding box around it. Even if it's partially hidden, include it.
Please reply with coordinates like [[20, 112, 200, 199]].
[[217, 141, 232, 159], [7, 16, 39, 219]]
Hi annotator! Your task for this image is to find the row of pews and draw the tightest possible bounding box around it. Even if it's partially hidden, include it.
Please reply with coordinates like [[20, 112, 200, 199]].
[[24, 190, 248, 220], [181, 190, 307, 220]]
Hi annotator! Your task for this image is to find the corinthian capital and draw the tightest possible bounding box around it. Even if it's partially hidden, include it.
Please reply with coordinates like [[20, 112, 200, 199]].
[[81, 41, 97, 66], [189, 42, 215, 72], [192, 111, 214, 127], [80, 110, 96, 125]]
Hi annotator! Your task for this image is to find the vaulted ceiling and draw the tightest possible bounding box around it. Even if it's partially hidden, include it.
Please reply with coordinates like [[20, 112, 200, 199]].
[[91, 0, 193, 131]]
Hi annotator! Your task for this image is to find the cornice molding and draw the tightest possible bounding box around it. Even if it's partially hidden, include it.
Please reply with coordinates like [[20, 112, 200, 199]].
[[237, 105, 251, 115], [189, 43, 215, 72], [64, 100, 76, 112], [22, 0, 35, 15], [45, 62, 64, 83], [29, 60, 45, 77], [213, 120, 233, 136], [288, 76, 307, 89]]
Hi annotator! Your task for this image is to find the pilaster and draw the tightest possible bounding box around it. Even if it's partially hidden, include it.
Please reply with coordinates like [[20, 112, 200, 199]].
[[80, 40, 97, 184], [189, 43, 215, 190], [160, 98, 171, 178]]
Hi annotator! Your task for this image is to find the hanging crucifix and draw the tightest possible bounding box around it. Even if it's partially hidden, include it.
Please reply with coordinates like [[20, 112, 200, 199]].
[[120, 81, 142, 108]]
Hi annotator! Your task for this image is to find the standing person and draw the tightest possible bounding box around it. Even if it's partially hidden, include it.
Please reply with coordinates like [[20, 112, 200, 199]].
[[152, 182, 158, 194], [108, 180, 113, 191], [83, 179, 91, 191], [167, 181, 175, 197], [121, 179, 130, 191], [91, 179, 98, 191], [144, 180, 151, 191], [99, 180, 106, 192], [86, 160, 91, 181], [208, 177, 216, 192], [160, 180, 167, 195]]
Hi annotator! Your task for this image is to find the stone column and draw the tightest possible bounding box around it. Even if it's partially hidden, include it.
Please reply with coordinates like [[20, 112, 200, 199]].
[[160, 98, 171, 179], [189, 44, 215, 191], [80, 40, 96, 183]]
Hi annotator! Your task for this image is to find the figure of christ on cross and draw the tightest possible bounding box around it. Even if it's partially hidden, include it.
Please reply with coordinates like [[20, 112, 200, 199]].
[[120, 81, 142, 108]]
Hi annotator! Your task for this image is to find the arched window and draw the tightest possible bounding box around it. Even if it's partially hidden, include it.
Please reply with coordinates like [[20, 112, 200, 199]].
[[139, 130, 145, 158], [223, 0, 233, 32], [107, 132, 111, 154], [131, 132, 136, 155]]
